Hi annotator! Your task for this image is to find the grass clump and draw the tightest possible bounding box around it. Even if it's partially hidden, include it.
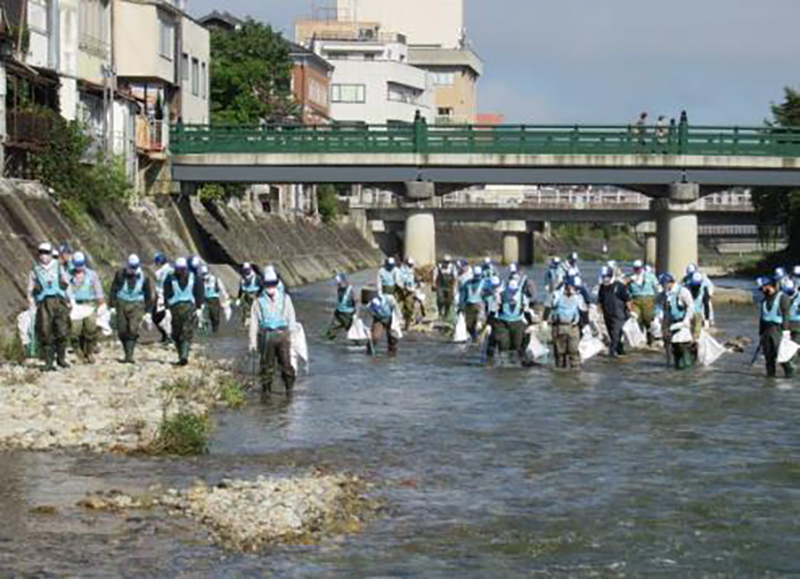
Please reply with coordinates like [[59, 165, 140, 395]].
[[152, 412, 210, 456], [217, 376, 247, 408], [1, 334, 27, 365]]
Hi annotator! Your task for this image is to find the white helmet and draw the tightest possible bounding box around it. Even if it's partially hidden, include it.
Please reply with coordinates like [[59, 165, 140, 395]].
[[127, 254, 141, 269], [38, 242, 53, 254], [633, 259, 644, 269], [407, 257, 415, 266], [263, 266, 279, 285], [175, 257, 188, 269], [472, 266, 482, 276]]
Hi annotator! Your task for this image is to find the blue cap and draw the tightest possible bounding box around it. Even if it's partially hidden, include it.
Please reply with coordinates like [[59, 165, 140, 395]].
[[155, 252, 167, 265], [756, 276, 771, 288], [336, 273, 347, 283], [72, 251, 86, 269], [783, 280, 796, 294], [659, 273, 675, 285]]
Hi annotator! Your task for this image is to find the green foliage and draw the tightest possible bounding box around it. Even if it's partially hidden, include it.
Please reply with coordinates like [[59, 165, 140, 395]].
[[753, 87, 800, 257], [217, 376, 246, 408], [198, 183, 227, 203], [318, 184, 339, 223], [210, 20, 296, 124], [152, 412, 210, 456], [27, 107, 132, 223]]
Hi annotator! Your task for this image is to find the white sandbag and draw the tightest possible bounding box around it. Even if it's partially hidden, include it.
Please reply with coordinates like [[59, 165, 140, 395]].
[[777, 332, 800, 365], [414, 290, 426, 305], [671, 326, 693, 344], [70, 303, 96, 322], [390, 311, 404, 340], [347, 317, 369, 342], [155, 309, 172, 337], [290, 323, 310, 373], [698, 330, 726, 366], [622, 317, 647, 350], [97, 305, 113, 337], [453, 313, 469, 343], [142, 313, 154, 331], [223, 305, 232, 323], [17, 309, 35, 346], [579, 336, 605, 362], [525, 333, 549, 362], [650, 317, 663, 340]]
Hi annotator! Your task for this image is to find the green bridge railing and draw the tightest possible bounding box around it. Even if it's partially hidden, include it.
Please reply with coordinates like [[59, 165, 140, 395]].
[[169, 121, 800, 158]]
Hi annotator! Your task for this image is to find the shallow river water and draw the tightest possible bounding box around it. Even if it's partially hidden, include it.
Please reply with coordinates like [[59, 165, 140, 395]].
[[1, 266, 799, 577]]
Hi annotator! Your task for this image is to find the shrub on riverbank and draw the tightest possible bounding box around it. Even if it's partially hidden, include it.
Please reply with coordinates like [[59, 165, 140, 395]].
[[150, 412, 210, 456]]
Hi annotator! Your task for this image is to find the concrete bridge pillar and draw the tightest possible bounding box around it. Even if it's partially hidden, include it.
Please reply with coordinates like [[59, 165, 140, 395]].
[[496, 221, 533, 265], [653, 183, 700, 277], [401, 182, 436, 267], [646, 234, 657, 266]]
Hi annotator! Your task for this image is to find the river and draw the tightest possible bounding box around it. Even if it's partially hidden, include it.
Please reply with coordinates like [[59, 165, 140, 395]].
[[0, 265, 798, 576]]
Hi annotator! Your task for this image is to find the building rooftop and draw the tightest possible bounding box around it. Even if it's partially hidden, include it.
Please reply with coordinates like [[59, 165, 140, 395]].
[[198, 10, 244, 30], [408, 46, 483, 76], [288, 41, 334, 72]]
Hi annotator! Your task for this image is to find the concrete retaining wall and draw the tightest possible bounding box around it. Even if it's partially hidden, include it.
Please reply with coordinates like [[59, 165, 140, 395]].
[[0, 180, 383, 329]]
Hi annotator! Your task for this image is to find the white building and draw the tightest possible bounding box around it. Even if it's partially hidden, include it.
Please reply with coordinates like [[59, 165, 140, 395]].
[[308, 30, 434, 124]]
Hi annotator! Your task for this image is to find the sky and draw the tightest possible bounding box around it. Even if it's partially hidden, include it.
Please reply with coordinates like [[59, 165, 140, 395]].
[[189, 0, 800, 125]]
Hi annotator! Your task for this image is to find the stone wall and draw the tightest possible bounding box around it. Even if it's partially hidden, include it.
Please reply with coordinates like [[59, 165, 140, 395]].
[[0, 180, 383, 330]]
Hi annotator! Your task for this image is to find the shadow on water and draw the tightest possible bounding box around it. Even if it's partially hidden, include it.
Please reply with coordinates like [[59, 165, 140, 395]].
[[1, 265, 799, 576]]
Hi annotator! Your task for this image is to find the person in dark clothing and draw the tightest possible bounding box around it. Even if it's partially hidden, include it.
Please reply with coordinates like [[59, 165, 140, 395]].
[[109, 254, 154, 364], [573, 276, 594, 332], [327, 273, 356, 340], [163, 257, 205, 366], [597, 266, 630, 357], [758, 277, 793, 378]]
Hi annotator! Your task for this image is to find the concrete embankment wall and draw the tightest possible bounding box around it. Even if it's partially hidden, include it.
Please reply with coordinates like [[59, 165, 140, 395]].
[[0, 179, 383, 331]]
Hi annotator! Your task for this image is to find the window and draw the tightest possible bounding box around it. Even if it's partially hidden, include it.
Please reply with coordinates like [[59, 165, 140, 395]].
[[438, 107, 453, 117], [201, 62, 207, 99], [364, 53, 375, 61], [79, 0, 110, 58], [431, 72, 455, 87], [331, 84, 366, 104], [182, 54, 189, 80], [191, 58, 199, 96], [159, 16, 174, 60], [387, 82, 420, 104]]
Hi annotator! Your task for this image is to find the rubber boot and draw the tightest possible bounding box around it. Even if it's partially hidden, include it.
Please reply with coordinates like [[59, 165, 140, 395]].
[[56, 343, 70, 369], [179, 340, 190, 366], [121, 341, 132, 364], [128, 339, 137, 364], [43, 346, 56, 372]]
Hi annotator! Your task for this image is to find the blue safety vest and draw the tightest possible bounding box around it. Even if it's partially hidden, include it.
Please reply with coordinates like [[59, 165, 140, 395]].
[[553, 292, 581, 325], [168, 273, 195, 307], [692, 286, 707, 315], [258, 292, 288, 330], [761, 295, 783, 325], [400, 267, 415, 288], [117, 271, 145, 303], [668, 289, 688, 322], [34, 263, 67, 302], [379, 268, 396, 290], [337, 285, 356, 314], [497, 287, 524, 322], [464, 279, 484, 305], [204, 276, 220, 299], [629, 273, 658, 298], [71, 269, 100, 302], [156, 265, 173, 292], [241, 274, 260, 295], [789, 293, 800, 323]]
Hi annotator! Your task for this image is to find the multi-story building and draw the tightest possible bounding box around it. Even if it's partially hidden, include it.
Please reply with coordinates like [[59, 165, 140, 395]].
[[296, 19, 434, 124], [332, 0, 482, 124], [288, 42, 333, 125]]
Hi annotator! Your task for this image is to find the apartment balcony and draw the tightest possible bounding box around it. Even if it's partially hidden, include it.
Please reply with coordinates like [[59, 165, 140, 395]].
[[136, 117, 167, 159], [5, 109, 53, 151]]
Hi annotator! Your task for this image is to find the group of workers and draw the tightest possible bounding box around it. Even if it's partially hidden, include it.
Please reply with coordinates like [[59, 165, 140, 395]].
[[26, 240, 800, 384], [26, 242, 298, 394]]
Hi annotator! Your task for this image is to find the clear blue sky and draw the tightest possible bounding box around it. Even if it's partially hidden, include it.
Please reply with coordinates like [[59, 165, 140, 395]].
[[189, 0, 800, 124]]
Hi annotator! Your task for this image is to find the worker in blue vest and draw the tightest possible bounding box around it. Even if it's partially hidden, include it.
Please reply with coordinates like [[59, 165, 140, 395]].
[[658, 273, 696, 370], [327, 273, 356, 340], [163, 257, 205, 366], [377, 257, 401, 298], [759, 276, 793, 378], [459, 266, 486, 341], [109, 254, 154, 364], [550, 277, 585, 369], [397, 257, 419, 329], [490, 278, 529, 364], [200, 265, 228, 334], [248, 266, 297, 393], [367, 293, 400, 356], [784, 280, 800, 349], [69, 251, 105, 363], [153, 252, 173, 344], [626, 259, 660, 343], [237, 263, 262, 328], [27, 242, 72, 371]]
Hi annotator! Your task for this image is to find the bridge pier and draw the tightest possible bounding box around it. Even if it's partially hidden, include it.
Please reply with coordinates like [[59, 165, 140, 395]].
[[495, 221, 533, 265], [646, 234, 657, 266], [401, 182, 437, 267], [654, 183, 700, 277]]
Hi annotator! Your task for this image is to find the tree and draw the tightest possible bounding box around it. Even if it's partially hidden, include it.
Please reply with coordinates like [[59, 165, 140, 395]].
[[209, 20, 296, 125], [752, 87, 800, 255]]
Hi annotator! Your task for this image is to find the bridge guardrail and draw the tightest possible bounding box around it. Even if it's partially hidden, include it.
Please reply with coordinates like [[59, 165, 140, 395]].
[[170, 121, 800, 157]]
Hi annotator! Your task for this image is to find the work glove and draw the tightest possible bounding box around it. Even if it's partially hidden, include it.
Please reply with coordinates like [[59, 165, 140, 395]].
[[235, 299, 242, 308]]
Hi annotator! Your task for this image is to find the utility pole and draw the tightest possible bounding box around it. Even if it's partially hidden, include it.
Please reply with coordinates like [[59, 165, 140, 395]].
[[101, 63, 117, 158]]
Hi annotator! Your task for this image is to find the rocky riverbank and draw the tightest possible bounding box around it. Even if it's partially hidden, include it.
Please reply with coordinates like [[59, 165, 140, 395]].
[[77, 473, 376, 551], [0, 344, 236, 452]]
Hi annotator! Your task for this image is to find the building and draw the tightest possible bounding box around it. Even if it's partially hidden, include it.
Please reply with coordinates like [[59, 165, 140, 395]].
[[288, 42, 333, 125], [325, 0, 481, 125], [197, 9, 242, 32], [296, 19, 434, 124]]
